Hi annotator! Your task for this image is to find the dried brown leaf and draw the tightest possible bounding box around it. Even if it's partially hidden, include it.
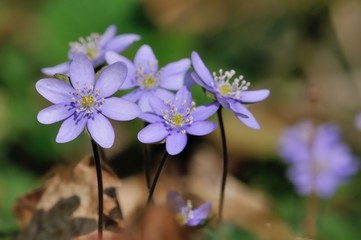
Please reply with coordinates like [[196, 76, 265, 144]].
[[14, 156, 124, 240]]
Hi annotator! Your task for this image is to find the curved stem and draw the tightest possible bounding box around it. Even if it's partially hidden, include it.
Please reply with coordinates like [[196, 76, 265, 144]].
[[147, 151, 168, 205], [91, 139, 103, 240], [143, 122, 152, 190], [217, 107, 228, 222]]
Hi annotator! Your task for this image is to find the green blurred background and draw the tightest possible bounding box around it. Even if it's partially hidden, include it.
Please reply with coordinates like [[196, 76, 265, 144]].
[[1, 0, 361, 239]]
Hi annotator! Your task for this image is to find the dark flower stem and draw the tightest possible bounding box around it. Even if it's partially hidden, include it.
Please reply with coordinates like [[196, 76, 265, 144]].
[[91, 139, 103, 240], [304, 192, 318, 239], [143, 122, 152, 190], [147, 150, 168, 205], [217, 106, 228, 222]]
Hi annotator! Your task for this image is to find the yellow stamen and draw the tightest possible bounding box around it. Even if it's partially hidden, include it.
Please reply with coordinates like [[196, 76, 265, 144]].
[[81, 95, 95, 108], [172, 113, 184, 127], [219, 84, 232, 96], [143, 76, 155, 88], [86, 47, 100, 60]]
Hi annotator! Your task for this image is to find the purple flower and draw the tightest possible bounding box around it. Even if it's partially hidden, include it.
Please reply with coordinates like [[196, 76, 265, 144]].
[[191, 51, 270, 129], [137, 87, 218, 155], [42, 25, 140, 75], [105, 45, 190, 112], [167, 191, 211, 226], [36, 53, 141, 148], [279, 120, 358, 198]]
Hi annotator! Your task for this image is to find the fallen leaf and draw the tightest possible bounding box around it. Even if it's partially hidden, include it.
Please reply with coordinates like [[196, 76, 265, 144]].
[[14, 156, 124, 240]]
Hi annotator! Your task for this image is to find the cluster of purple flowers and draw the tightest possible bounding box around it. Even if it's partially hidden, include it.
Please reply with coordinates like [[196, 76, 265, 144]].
[[36, 24, 269, 153], [36, 24, 270, 226], [35, 23, 361, 232], [279, 120, 358, 198]]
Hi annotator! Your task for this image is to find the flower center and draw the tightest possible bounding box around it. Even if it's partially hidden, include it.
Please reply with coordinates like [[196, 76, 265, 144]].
[[135, 62, 161, 90], [143, 75, 156, 88], [81, 94, 96, 109], [69, 33, 101, 60], [212, 69, 250, 99], [176, 200, 194, 225], [71, 86, 104, 118], [172, 113, 184, 127], [161, 100, 195, 133], [219, 84, 232, 96]]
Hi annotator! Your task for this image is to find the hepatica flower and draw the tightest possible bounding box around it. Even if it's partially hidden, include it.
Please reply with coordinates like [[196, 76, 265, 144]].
[[167, 191, 211, 226], [137, 87, 218, 155], [42, 25, 140, 75], [279, 120, 358, 198], [36, 53, 141, 148], [191, 51, 270, 129], [105, 45, 190, 111]]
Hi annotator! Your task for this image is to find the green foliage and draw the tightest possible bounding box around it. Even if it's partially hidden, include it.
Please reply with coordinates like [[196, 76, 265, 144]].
[[203, 223, 255, 240]]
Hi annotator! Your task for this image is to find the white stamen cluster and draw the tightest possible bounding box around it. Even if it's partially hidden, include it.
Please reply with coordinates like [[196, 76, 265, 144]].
[[71, 84, 104, 118], [69, 33, 101, 60], [181, 200, 194, 221], [135, 61, 162, 89], [161, 99, 195, 133], [212, 69, 250, 99]]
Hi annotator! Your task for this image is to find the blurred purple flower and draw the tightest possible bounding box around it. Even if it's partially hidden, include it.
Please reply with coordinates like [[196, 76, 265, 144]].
[[279, 120, 358, 198], [191, 51, 270, 129], [167, 191, 211, 226], [36, 53, 141, 148], [42, 25, 140, 75], [105, 45, 190, 112], [137, 87, 218, 155]]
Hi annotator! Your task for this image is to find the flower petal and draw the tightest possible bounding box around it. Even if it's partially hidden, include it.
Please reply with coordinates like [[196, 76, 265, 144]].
[[184, 71, 196, 88], [56, 114, 87, 143], [41, 62, 70, 75], [149, 95, 168, 115], [138, 91, 154, 112], [216, 95, 231, 110], [241, 89, 270, 103], [186, 121, 217, 136], [187, 201, 211, 226], [138, 112, 163, 123], [190, 72, 211, 90], [166, 131, 188, 155], [174, 87, 192, 111], [105, 34, 140, 53], [37, 104, 74, 124], [36, 78, 74, 104], [155, 88, 175, 102], [100, 25, 116, 47], [87, 113, 115, 148], [122, 89, 142, 102], [191, 51, 214, 88], [229, 100, 261, 129], [137, 123, 169, 143], [134, 45, 158, 73], [236, 113, 261, 129], [101, 97, 141, 121], [105, 51, 136, 89], [69, 53, 95, 89], [160, 59, 190, 90], [95, 62, 127, 97], [192, 102, 219, 121]]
